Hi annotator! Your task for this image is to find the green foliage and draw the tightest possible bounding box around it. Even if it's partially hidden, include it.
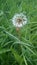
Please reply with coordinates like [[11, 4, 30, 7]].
[[0, 0, 37, 65]]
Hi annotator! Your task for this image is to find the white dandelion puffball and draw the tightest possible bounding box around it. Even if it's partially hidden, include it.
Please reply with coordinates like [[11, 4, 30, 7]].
[[12, 13, 27, 28]]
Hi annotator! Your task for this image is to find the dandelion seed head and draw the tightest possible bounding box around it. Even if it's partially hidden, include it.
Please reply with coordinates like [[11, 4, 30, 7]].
[[12, 13, 27, 28]]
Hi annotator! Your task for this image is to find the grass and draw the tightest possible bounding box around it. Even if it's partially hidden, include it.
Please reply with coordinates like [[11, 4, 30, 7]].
[[0, 0, 37, 65]]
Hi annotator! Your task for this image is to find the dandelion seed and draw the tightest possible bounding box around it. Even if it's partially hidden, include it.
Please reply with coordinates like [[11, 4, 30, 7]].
[[12, 13, 27, 28]]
